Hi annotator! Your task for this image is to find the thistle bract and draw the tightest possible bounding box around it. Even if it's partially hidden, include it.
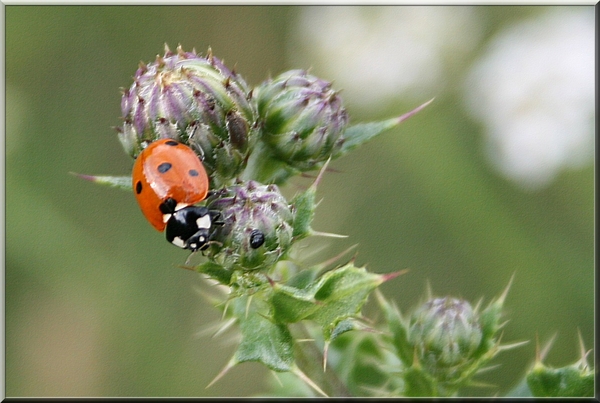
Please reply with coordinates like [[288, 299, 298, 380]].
[[255, 70, 349, 172], [203, 180, 294, 271], [118, 44, 256, 185]]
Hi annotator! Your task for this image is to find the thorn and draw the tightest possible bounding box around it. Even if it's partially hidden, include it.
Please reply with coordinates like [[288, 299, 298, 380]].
[[176, 263, 197, 272], [310, 157, 332, 192], [396, 97, 435, 124], [424, 280, 433, 301], [476, 363, 502, 375], [207, 47, 214, 63], [163, 43, 171, 55], [536, 332, 557, 362], [315, 244, 358, 270], [498, 340, 529, 352], [221, 299, 231, 321], [577, 328, 591, 369], [266, 275, 276, 287], [473, 297, 483, 314], [206, 359, 236, 389], [211, 318, 236, 339], [69, 172, 95, 181], [177, 44, 185, 57], [323, 342, 329, 372], [310, 230, 348, 239], [381, 269, 409, 283], [497, 319, 510, 330], [497, 272, 515, 305], [270, 371, 283, 387], [291, 366, 328, 397], [184, 250, 201, 267]]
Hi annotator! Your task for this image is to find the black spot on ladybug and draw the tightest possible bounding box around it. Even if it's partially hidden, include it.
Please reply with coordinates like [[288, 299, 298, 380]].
[[249, 229, 265, 249], [135, 181, 143, 194], [165, 140, 179, 147], [189, 169, 199, 177], [160, 197, 178, 214], [157, 162, 172, 173]]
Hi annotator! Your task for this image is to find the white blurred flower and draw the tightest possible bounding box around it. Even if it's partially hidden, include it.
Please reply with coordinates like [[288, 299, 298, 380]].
[[289, 6, 482, 110], [464, 8, 594, 190]]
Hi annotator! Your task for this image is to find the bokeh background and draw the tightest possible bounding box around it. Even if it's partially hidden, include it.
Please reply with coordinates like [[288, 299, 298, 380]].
[[4, 5, 594, 397]]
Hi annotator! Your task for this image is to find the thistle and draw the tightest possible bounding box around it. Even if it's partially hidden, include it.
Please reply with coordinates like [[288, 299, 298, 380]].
[[118, 44, 257, 186], [201, 180, 295, 273], [254, 69, 348, 172], [377, 278, 523, 397]]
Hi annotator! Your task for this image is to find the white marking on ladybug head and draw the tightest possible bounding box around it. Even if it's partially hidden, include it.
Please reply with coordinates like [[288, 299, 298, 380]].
[[196, 214, 211, 230], [171, 236, 186, 248], [163, 213, 172, 223]]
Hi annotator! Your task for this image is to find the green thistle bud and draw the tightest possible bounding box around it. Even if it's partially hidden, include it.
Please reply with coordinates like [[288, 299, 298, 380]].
[[118, 44, 256, 184], [254, 70, 349, 172], [203, 180, 294, 271], [409, 298, 483, 383]]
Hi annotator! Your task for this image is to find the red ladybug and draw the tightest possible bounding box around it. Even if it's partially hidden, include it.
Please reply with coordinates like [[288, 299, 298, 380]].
[[132, 138, 218, 251]]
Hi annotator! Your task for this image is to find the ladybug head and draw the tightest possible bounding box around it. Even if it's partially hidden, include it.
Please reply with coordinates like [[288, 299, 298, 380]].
[[165, 206, 221, 251]]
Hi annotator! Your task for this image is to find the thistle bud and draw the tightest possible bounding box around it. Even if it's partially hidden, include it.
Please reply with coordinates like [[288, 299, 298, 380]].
[[118, 45, 256, 184], [409, 298, 483, 383], [203, 180, 294, 271], [254, 70, 349, 172]]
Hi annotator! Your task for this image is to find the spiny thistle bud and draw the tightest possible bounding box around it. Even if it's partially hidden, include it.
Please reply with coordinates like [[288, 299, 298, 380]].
[[118, 44, 256, 185], [409, 298, 483, 383], [254, 70, 349, 172], [203, 180, 294, 271]]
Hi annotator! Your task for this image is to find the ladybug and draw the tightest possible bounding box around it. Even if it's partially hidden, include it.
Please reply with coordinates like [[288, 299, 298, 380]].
[[132, 138, 219, 251]]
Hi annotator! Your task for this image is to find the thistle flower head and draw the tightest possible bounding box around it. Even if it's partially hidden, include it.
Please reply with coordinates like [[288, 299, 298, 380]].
[[203, 180, 294, 271], [409, 297, 483, 382], [118, 44, 256, 185], [254, 70, 349, 172]]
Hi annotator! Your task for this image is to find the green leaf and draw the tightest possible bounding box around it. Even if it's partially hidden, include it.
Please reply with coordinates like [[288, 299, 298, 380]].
[[233, 297, 295, 372], [70, 172, 132, 191], [271, 283, 320, 324], [196, 261, 232, 285], [336, 99, 433, 157], [270, 263, 388, 343], [290, 184, 317, 239], [307, 265, 382, 330], [527, 363, 594, 397], [328, 318, 356, 343]]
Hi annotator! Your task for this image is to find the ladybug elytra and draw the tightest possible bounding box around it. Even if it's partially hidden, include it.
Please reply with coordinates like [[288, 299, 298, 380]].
[[132, 138, 217, 251]]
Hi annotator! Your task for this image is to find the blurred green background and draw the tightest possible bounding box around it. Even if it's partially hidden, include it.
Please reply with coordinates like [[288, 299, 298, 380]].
[[5, 5, 594, 397]]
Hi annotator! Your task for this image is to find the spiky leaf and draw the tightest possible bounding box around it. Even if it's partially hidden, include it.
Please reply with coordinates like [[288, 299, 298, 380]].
[[231, 295, 295, 372], [527, 363, 594, 397], [335, 99, 433, 157], [270, 263, 388, 343]]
